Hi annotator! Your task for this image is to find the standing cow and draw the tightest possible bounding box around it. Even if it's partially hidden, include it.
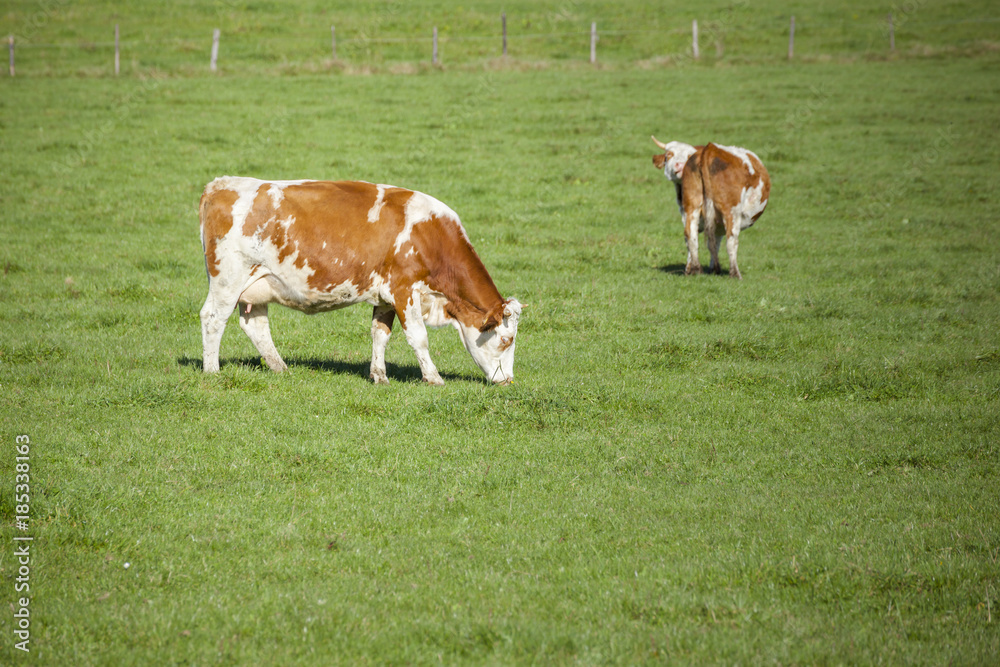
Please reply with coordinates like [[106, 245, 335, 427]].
[[199, 177, 522, 385], [651, 137, 770, 279]]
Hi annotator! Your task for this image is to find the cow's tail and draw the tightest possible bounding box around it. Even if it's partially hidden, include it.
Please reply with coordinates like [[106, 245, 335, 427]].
[[198, 189, 209, 253], [198, 186, 212, 281], [697, 147, 717, 228]]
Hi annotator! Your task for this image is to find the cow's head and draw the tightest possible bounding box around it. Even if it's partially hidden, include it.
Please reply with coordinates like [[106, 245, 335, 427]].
[[652, 136, 697, 183], [456, 298, 523, 385]]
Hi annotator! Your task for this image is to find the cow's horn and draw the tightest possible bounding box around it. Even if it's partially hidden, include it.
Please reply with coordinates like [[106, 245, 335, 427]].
[[651, 135, 668, 150]]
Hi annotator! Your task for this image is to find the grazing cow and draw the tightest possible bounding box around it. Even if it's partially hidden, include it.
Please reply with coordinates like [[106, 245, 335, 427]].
[[199, 177, 522, 385], [651, 137, 770, 279]]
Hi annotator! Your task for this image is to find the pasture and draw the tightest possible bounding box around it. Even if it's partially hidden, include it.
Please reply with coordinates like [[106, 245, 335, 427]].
[[1, 2, 1000, 664]]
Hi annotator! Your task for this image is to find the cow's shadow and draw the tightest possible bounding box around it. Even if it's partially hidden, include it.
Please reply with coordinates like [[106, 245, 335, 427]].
[[655, 263, 687, 276], [177, 355, 479, 384]]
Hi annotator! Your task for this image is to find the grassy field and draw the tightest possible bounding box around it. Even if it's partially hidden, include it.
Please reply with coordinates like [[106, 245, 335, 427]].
[[2, 1, 1000, 664]]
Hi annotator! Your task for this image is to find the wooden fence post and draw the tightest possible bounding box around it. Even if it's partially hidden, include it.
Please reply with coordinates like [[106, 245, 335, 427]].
[[8, 35, 13, 77], [692, 19, 699, 60], [788, 16, 795, 60], [590, 22, 597, 64], [331, 26, 337, 60], [433, 26, 438, 64], [210, 28, 220, 71], [502, 12, 507, 57], [888, 13, 895, 51], [114, 24, 120, 76]]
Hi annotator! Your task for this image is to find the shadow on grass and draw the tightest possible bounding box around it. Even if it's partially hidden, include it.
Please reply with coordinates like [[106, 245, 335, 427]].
[[656, 263, 687, 276], [176, 355, 482, 384]]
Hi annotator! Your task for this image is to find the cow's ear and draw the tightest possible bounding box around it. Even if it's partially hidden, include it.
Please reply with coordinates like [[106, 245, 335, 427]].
[[479, 303, 505, 332]]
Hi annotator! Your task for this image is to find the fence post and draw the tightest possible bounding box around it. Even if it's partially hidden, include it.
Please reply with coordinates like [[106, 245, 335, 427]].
[[433, 26, 438, 64], [114, 24, 120, 76], [502, 12, 507, 57], [888, 13, 895, 51], [210, 28, 220, 71], [331, 25, 337, 60], [692, 20, 699, 60], [788, 16, 795, 60], [590, 22, 597, 64]]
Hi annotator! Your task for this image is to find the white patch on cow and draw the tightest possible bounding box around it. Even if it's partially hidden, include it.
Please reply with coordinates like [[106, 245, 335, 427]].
[[734, 180, 768, 229], [229, 181, 262, 233], [267, 183, 284, 209], [715, 144, 757, 175], [394, 191, 463, 253], [410, 281, 453, 328], [367, 184, 388, 223], [373, 271, 395, 306]]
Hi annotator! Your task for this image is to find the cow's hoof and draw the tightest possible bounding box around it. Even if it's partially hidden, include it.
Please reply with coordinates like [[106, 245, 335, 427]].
[[684, 266, 702, 276], [423, 376, 445, 386]]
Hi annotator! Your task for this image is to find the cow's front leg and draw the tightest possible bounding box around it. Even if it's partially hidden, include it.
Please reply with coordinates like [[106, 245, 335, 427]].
[[369, 304, 395, 385], [397, 292, 444, 385], [683, 210, 702, 275]]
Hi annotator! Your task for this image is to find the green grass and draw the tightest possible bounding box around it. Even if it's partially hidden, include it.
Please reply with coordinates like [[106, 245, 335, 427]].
[[2, 2, 1000, 664]]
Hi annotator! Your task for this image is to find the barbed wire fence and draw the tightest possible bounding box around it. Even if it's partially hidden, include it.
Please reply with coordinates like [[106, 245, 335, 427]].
[[4, 9, 999, 77]]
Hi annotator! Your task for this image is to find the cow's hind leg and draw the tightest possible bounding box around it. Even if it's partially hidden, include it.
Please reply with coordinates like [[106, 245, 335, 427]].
[[683, 210, 702, 276], [397, 292, 444, 385], [706, 223, 723, 275], [200, 280, 244, 373], [726, 230, 742, 280], [238, 303, 288, 372], [369, 304, 395, 385]]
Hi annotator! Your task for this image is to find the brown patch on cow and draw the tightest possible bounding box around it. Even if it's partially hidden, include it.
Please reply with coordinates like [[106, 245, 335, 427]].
[[200, 188, 239, 277], [709, 156, 729, 176], [496, 333, 514, 352], [406, 214, 505, 330], [652, 153, 666, 170]]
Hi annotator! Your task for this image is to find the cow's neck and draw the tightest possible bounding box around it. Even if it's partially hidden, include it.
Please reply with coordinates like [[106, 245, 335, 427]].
[[435, 246, 505, 329]]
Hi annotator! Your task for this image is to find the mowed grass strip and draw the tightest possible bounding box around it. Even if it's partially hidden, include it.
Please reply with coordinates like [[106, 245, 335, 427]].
[[1, 52, 999, 664], [2, 0, 998, 76]]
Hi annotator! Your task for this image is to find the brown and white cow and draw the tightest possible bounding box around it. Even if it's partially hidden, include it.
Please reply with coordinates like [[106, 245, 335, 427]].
[[199, 177, 522, 385], [651, 137, 770, 279]]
